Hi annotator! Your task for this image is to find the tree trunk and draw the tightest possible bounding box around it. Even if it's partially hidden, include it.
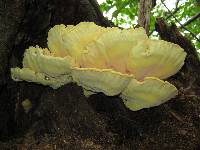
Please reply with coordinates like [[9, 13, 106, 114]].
[[138, 0, 152, 34], [0, 0, 200, 149]]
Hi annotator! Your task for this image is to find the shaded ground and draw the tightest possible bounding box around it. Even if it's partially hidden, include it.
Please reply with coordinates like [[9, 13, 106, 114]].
[[0, 0, 200, 149]]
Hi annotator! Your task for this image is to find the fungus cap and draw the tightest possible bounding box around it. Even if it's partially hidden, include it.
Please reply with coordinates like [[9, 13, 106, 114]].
[[23, 46, 76, 77], [79, 27, 149, 73], [126, 39, 187, 80], [72, 67, 133, 96], [11, 67, 72, 89], [47, 24, 73, 57], [48, 22, 107, 59], [120, 77, 178, 111]]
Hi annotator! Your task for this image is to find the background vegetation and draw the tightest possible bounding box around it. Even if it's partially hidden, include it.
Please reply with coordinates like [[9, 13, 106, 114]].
[[98, 0, 200, 57]]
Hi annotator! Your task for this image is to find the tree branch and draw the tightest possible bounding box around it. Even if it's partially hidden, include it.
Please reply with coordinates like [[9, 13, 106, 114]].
[[160, 0, 200, 43], [180, 12, 200, 28], [175, 0, 180, 9], [165, 6, 180, 20], [149, 2, 180, 36]]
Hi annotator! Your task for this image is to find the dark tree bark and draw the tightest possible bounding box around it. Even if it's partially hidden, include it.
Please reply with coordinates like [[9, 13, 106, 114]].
[[0, 0, 200, 149]]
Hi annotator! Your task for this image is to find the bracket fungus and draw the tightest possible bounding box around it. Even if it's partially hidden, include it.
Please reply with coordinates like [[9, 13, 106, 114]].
[[11, 22, 187, 111]]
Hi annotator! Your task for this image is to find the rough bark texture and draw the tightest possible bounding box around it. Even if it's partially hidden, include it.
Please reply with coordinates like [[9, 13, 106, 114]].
[[0, 1, 200, 149], [138, 0, 152, 34]]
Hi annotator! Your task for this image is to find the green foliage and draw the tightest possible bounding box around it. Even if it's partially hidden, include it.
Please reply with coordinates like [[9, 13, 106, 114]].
[[99, 0, 200, 53], [100, 0, 139, 27]]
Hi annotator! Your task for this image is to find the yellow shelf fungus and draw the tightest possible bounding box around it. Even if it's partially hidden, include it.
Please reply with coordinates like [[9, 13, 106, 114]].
[[72, 67, 133, 96], [11, 22, 187, 111], [120, 77, 178, 111]]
